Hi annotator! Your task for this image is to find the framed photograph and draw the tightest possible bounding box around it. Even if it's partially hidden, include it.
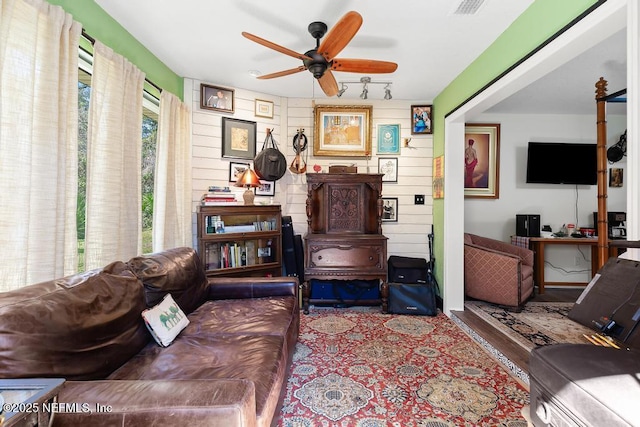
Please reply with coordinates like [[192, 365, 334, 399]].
[[378, 157, 398, 183], [228, 162, 250, 182], [313, 105, 372, 157], [254, 99, 274, 118], [201, 83, 234, 113], [377, 124, 401, 154], [433, 155, 444, 199], [222, 117, 257, 160], [464, 123, 500, 199], [255, 179, 275, 196], [382, 197, 398, 222], [609, 168, 623, 187], [411, 105, 432, 135]]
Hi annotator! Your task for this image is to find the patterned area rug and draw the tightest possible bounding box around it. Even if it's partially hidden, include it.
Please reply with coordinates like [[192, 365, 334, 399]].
[[276, 307, 529, 427], [464, 301, 594, 352]]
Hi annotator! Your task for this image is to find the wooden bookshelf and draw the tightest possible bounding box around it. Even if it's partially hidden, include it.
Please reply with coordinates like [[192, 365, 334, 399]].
[[197, 205, 282, 277]]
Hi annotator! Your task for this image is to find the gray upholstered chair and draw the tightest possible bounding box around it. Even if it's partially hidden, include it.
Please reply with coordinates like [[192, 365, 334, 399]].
[[463, 233, 534, 310]]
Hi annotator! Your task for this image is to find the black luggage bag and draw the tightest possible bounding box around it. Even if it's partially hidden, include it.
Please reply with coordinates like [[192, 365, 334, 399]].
[[387, 256, 438, 316]]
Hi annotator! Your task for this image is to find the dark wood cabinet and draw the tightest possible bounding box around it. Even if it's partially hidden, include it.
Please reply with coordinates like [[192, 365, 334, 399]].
[[302, 173, 388, 313]]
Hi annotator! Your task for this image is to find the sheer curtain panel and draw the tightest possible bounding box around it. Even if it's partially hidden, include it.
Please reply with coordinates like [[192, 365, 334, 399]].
[[153, 91, 193, 252], [0, 0, 81, 291], [84, 42, 145, 270]]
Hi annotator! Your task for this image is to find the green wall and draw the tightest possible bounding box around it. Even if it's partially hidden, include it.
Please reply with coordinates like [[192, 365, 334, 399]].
[[47, 0, 183, 99], [430, 0, 601, 290]]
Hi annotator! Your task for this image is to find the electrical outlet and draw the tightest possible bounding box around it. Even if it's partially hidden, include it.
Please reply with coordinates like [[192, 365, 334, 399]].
[[415, 194, 425, 205]]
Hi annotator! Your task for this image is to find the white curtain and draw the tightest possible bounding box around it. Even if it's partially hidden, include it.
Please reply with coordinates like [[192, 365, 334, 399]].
[[0, 0, 81, 291], [153, 91, 192, 252], [84, 41, 145, 270]]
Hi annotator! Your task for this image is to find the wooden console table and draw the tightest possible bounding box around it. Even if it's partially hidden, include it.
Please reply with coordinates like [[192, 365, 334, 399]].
[[529, 237, 621, 294]]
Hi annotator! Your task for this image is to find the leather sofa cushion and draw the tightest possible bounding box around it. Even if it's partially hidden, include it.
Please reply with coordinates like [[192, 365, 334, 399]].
[[0, 262, 149, 380], [128, 247, 208, 314], [108, 333, 287, 423]]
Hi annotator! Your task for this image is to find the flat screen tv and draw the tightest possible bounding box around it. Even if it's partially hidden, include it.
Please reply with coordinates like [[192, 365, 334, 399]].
[[526, 142, 597, 185]]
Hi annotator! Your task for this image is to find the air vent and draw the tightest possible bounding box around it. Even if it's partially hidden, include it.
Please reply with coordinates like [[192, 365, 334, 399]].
[[452, 0, 486, 15]]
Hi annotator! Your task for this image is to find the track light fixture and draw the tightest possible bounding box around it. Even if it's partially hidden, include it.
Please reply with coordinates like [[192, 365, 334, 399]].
[[337, 76, 392, 100]]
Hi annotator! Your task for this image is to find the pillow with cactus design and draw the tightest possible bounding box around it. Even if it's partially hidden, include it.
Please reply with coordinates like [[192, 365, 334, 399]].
[[142, 293, 189, 347]]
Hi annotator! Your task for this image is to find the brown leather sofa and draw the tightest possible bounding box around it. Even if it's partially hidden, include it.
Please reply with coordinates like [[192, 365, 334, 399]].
[[464, 233, 534, 309], [0, 247, 299, 427]]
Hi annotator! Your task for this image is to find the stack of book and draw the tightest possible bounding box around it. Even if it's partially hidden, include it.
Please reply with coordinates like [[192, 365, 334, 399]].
[[201, 186, 238, 205]]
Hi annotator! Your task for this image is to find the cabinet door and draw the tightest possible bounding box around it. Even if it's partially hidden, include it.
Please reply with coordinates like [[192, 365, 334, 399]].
[[307, 243, 386, 270]]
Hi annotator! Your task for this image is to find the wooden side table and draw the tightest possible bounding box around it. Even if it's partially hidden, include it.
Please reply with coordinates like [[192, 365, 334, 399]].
[[0, 378, 65, 426]]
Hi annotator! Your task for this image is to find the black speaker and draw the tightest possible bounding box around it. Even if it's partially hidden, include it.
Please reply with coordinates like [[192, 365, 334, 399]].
[[516, 214, 541, 237]]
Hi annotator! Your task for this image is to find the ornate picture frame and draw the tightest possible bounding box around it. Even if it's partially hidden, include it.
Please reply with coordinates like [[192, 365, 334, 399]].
[[313, 105, 372, 157], [222, 117, 257, 160], [201, 83, 234, 113], [464, 123, 500, 199]]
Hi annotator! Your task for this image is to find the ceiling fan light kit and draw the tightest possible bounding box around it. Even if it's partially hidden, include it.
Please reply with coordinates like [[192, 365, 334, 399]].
[[242, 11, 398, 97]]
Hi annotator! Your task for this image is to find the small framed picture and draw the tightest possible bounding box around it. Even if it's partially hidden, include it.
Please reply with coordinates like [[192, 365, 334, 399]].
[[377, 124, 401, 154], [255, 99, 274, 118], [378, 157, 398, 183], [411, 105, 432, 135], [255, 180, 275, 196], [222, 117, 257, 160], [201, 83, 234, 113], [382, 197, 398, 222], [609, 168, 623, 187], [229, 162, 250, 182]]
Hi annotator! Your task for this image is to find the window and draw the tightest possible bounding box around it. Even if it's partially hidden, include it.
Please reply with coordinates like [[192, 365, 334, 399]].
[[77, 47, 159, 270]]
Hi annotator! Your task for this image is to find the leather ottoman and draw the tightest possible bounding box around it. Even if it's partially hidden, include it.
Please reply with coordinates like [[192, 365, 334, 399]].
[[529, 343, 640, 426]]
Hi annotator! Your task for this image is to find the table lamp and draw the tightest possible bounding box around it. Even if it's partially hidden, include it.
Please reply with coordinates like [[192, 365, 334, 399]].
[[235, 168, 262, 205]]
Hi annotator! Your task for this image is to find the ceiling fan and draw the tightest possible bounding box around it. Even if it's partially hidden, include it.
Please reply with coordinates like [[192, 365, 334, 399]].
[[242, 11, 398, 97]]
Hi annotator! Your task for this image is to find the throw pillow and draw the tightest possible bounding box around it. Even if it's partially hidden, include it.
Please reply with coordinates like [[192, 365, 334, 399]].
[[141, 293, 189, 347]]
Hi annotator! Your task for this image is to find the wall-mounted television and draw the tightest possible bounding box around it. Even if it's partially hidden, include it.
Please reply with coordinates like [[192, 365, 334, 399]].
[[526, 142, 597, 185]]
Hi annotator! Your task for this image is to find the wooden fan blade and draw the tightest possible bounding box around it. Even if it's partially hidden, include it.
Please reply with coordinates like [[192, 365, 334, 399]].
[[242, 32, 312, 61], [331, 58, 398, 74], [257, 66, 306, 79], [318, 70, 339, 97], [317, 11, 363, 61]]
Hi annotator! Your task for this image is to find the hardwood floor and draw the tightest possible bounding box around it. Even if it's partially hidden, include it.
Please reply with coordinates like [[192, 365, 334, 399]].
[[452, 288, 584, 374]]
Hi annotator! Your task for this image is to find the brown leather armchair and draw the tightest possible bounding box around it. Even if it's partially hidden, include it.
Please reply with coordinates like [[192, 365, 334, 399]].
[[464, 233, 534, 309]]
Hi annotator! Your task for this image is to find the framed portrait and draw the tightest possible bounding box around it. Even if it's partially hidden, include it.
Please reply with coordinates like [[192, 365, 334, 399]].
[[464, 123, 500, 199], [381, 197, 398, 222], [201, 83, 234, 113], [228, 162, 250, 183], [411, 105, 432, 135], [222, 117, 257, 160], [377, 124, 400, 154], [313, 105, 372, 157], [609, 168, 623, 187], [378, 157, 398, 183], [254, 99, 274, 118], [255, 179, 275, 196]]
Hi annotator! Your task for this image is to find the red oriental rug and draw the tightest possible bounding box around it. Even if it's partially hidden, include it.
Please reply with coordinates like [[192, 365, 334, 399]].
[[276, 307, 529, 427]]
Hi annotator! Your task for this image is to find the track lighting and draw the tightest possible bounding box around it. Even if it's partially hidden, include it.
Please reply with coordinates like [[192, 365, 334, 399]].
[[337, 76, 392, 100]]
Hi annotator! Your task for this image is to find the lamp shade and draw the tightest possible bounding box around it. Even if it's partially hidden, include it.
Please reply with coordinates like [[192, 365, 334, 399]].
[[234, 168, 261, 188]]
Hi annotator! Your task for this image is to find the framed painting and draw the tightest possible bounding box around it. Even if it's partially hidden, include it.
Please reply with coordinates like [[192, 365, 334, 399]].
[[464, 123, 500, 198], [313, 105, 372, 157], [433, 155, 444, 199], [378, 157, 398, 183], [201, 83, 234, 113], [609, 168, 623, 187], [254, 99, 274, 118], [377, 124, 400, 154], [381, 197, 398, 222], [255, 179, 275, 196], [411, 105, 432, 135], [222, 117, 257, 160], [228, 162, 250, 182]]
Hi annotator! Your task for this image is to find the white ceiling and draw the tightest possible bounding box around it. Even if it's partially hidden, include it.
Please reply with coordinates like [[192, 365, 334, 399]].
[[94, 0, 626, 114]]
